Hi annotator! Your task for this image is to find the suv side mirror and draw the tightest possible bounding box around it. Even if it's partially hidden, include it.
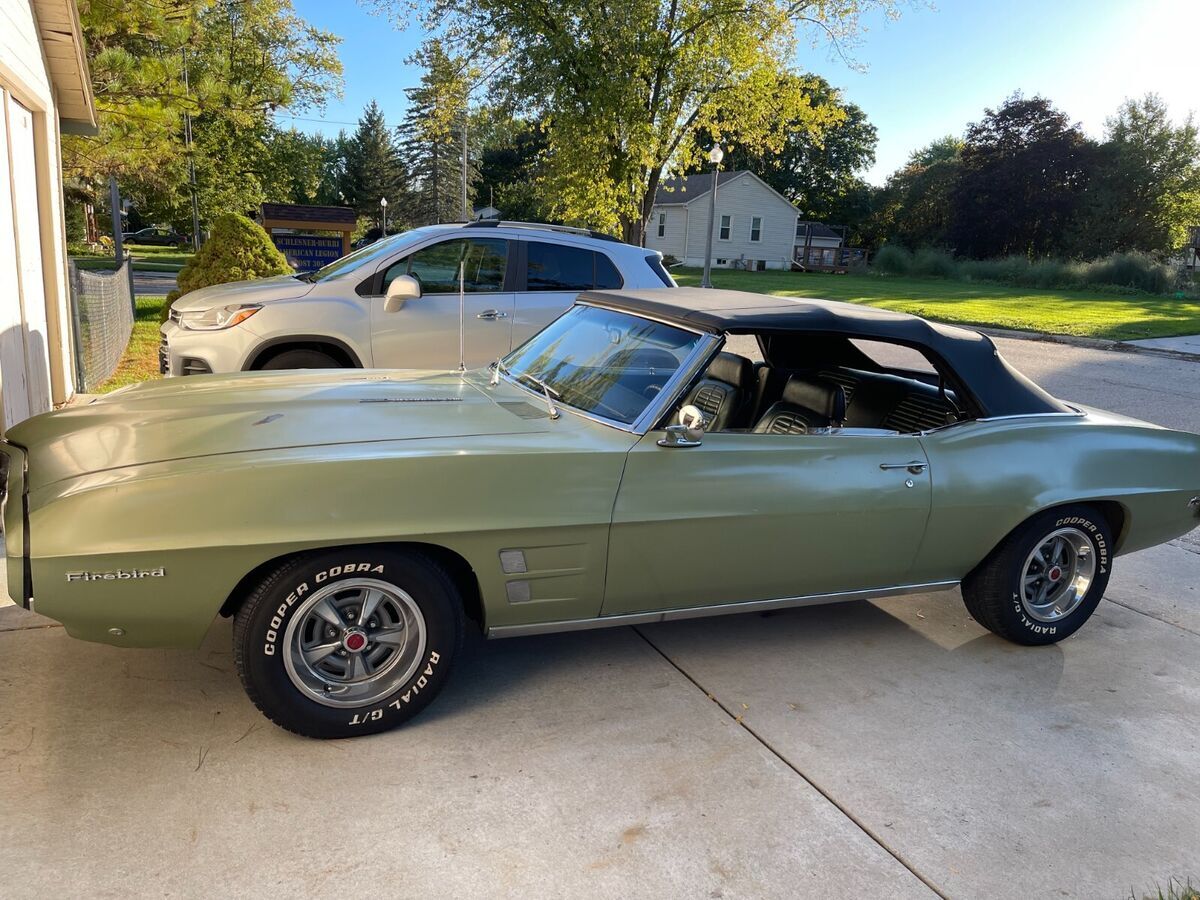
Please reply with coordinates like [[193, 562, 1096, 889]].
[[657, 404, 706, 448], [384, 274, 421, 312]]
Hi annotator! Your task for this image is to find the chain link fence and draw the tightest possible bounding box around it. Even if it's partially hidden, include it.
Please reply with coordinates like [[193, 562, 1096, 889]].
[[69, 258, 135, 392]]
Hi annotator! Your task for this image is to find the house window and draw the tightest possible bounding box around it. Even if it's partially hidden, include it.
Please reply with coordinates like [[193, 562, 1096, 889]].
[[750, 216, 762, 242], [719, 215, 731, 241], [715, 258, 728, 266], [656, 212, 666, 238]]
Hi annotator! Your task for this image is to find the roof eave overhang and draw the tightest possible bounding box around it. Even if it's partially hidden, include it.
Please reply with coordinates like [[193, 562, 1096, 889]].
[[33, 0, 98, 133]]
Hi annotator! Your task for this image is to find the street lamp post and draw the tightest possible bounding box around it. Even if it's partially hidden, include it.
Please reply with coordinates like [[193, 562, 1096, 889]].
[[380, 197, 388, 236], [699, 144, 724, 289]]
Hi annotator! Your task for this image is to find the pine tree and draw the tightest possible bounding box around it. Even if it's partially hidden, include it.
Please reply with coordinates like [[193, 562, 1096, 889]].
[[399, 42, 478, 225], [341, 101, 408, 224]]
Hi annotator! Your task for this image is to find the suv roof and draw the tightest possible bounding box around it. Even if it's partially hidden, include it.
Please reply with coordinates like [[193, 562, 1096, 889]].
[[461, 220, 623, 243]]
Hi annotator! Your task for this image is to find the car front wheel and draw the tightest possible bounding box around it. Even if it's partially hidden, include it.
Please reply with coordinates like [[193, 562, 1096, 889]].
[[961, 504, 1113, 645], [233, 548, 464, 738]]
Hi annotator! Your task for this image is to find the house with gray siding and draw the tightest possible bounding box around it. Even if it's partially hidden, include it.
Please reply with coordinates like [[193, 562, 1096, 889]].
[[645, 170, 841, 271]]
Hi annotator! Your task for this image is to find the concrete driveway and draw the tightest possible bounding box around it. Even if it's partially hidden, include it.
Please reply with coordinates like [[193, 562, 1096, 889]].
[[2, 334, 1198, 899]]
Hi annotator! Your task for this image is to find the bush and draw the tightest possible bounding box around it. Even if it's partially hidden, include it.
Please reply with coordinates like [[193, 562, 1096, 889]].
[[911, 248, 957, 279], [1083, 252, 1174, 295], [873, 245, 912, 276], [162, 214, 290, 321]]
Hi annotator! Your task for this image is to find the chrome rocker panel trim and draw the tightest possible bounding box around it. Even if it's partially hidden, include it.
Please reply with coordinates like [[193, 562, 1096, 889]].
[[486, 580, 960, 639]]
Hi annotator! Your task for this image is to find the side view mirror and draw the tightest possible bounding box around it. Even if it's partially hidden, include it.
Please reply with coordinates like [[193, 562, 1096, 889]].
[[657, 404, 706, 448], [384, 274, 421, 312]]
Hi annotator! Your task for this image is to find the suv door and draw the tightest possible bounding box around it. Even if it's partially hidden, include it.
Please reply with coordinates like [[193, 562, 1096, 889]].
[[369, 237, 515, 369], [512, 240, 623, 348]]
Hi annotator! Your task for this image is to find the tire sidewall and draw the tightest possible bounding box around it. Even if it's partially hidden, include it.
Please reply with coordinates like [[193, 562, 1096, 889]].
[[237, 550, 458, 738], [260, 349, 340, 370], [1001, 507, 1113, 643]]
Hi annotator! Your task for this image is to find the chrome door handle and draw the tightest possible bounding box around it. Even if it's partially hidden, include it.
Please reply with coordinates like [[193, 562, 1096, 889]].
[[880, 461, 928, 474], [477, 310, 509, 320]]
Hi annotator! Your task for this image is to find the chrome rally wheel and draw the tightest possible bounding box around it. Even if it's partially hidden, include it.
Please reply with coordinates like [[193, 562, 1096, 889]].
[[961, 504, 1113, 646], [1019, 527, 1096, 623], [233, 549, 464, 739], [283, 579, 427, 708]]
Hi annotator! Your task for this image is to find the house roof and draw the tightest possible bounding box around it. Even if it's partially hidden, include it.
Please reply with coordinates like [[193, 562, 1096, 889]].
[[653, 171, 745, 206], [33, 0, 97, 134], [261, 203, 358, 226], [576, 287, 1070, 417], [797, 221, 842, 241]]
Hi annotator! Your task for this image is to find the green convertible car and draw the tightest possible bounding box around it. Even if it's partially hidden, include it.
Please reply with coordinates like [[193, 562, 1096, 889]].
[[3, 288, 1198, 737]]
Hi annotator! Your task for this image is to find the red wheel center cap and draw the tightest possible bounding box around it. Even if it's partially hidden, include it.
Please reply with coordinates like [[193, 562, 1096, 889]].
[[1048, 566, 1063, 582], [343, 631, 367, 652]]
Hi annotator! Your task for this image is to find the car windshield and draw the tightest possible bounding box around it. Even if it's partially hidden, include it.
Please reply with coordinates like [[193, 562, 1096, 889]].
[[304, 227, 443, 283], [501, 305, 704, 426]]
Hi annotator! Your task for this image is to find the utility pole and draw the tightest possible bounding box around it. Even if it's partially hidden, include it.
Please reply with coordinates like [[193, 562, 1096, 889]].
[[109, 176, 124, 263], [182, 48, 201, 250]]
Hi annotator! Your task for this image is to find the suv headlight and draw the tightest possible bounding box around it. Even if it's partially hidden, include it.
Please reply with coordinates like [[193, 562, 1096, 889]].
[[178, 304, 262, 331]]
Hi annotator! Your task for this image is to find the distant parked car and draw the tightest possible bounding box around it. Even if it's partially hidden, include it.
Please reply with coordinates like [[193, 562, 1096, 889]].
[[159, 221, 676, 376], [123, 226, 189, 248]]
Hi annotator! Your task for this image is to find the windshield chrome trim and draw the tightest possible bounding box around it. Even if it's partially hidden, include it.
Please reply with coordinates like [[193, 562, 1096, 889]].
[[486, 580, 960, 638], [498, 303, 718, 435]]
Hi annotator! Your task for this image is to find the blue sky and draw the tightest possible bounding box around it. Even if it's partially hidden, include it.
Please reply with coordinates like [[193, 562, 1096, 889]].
[[285, 0, 1196, 185]]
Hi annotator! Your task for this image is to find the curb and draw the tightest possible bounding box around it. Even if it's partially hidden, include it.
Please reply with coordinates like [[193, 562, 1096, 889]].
[[971, 325, 1200, 364]]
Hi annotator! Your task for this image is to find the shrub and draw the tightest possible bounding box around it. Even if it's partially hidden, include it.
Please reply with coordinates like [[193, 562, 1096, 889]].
[[162, 213, 290, 321], [872, 245, 912, 276], [911, 248, 957, 279], [660, 254, 680, 268], [1083, 252, 1174, 295]]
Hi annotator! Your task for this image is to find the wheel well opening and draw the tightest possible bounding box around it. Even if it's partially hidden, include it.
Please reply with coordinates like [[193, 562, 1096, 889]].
[[218, 543, 486, 632], [1088, 500, 1129, 551], [250, 341, 357, 370]]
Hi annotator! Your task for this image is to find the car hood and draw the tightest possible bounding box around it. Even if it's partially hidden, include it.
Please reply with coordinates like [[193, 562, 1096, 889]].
[[7, 370, 554, 489], [169, 274, 314, 311]]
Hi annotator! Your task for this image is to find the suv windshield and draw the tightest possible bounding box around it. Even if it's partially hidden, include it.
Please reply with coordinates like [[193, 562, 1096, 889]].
[[305, 227, 442, 283], [502, 305, 704, 425]]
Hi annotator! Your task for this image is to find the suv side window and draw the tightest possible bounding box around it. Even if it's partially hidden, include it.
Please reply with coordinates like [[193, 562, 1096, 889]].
[[525, 241, 623, 291], [381, 238, 508, 294]]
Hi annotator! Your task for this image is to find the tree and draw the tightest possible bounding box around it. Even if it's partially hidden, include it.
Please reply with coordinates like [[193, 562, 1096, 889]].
[[67, 0, 342, 227], [399, 41, 476, 226], [340, 100, 408, 224], [371, 0, 908, 243], [260, 130, 345, 206], [868, 136, 963, 250], [474, 115, 551, 221], [1072, 95, 1200, 257], [950, 94, 1097, 258], [697, 75, 877, 222]]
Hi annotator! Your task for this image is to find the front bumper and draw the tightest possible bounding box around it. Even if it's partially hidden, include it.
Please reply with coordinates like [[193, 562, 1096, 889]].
[[160, 316, 261, 376], [0, 442, 29, 609]]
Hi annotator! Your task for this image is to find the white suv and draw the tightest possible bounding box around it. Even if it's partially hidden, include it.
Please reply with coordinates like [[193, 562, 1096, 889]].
[[159, 221, 675, 375]]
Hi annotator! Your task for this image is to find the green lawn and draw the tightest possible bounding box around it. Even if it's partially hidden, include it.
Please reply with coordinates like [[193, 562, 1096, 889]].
[[72, 246, 193, 272], [95, 295, 166, 393], [672, 268, 1200, 341]]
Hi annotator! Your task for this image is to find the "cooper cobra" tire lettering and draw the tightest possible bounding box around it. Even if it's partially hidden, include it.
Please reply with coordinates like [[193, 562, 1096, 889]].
[[263, 563, 386, 656]]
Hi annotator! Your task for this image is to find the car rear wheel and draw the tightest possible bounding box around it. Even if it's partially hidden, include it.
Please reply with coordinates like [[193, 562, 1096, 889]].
[[961, 504, 1113, 645], [232, 548, 464, 738], [259, 348, 341, 370]]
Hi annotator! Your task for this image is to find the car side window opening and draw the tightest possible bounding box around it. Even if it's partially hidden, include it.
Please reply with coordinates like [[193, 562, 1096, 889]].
[[383, 238, 508, 294], [673, 332, 973, 437], [526, 241, 623, 292]]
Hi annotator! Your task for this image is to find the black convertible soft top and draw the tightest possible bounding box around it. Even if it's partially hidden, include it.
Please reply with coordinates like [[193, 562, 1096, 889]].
[[579, 288, 1071, 417]]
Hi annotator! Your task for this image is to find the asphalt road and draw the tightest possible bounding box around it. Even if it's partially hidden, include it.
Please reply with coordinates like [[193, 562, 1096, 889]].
[[1, 334, 1197, 898]]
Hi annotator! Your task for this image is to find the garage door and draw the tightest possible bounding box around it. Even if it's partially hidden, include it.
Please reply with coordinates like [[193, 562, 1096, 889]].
[[0, 93, 53, 429]]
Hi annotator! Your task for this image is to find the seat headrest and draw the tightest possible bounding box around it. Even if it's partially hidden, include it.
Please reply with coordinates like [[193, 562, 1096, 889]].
[[705, 352, 753, 388], [782, 375, 847, 422]]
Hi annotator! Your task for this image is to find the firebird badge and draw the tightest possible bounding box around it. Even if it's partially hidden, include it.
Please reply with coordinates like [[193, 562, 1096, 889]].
[[66, 568, 166, 582]]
